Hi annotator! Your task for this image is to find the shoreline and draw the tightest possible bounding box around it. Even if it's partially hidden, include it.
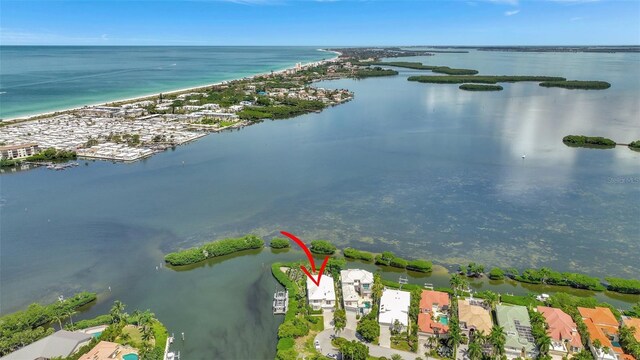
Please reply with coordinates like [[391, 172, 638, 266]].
[[1, 49, 341, 123]]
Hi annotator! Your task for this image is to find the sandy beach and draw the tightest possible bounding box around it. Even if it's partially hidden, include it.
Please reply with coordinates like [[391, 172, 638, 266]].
[[2, 49, 341, 124]]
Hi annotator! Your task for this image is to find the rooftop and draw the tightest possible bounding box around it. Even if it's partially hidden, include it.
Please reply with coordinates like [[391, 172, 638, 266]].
[[1, 330, 92, 360], [419, 290, 450, 311], [340, 268, 374, 284], [379, 288, 411, 327], [537, 306, 582, 349], [78, 341, 137, 360], [622, 317, 640, 342], [495, 304, 537, 353], [306, 274, 335, 301], [458, 299, 493, 333]]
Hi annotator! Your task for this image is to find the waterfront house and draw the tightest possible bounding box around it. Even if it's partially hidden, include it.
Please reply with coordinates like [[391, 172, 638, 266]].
[[458, 299, 493, 335], [306, 274, 336, 311], [418, 290, 450, 339], [1, 330, 92, 360], [579, 307, 623, 360], [537, 306, 583, 356], [495, 304, 538, 360], [340, 269, 374, 315], [78, 341, 138, 360], [379, 289, 411, 331]]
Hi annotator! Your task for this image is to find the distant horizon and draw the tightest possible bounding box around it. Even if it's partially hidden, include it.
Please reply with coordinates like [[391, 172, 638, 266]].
[[1, 44, 639, 47], [2, 0, 638, 46]]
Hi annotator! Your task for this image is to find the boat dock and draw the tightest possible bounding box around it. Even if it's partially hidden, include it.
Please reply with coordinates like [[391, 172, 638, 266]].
[[272, 289, 288, 315]]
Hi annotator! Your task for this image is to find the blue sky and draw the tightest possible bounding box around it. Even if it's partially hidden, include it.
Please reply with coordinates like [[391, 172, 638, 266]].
[[1, 0, 638, 45]]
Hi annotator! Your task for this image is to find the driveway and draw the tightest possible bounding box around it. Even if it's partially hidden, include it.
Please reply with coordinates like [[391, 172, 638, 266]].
[[323, 309, 334, 330], [379, 325, 391, 348], [346, 310, 358, 330], [315, 328, 431, 360]]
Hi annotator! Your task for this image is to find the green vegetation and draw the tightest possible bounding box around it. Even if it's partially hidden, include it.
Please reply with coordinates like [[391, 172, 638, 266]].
[[605, 277, 640, 294], [539, 80, 611, 90], [629, 140, 640, 150], [528, 308, 553, 359], [355, 67, 398, 78], [459, 84, 503, 91], [408, 75, 566, 84], [339, 339, 370, 360], [343, 247, 374, 262], [238, 98, 326, 121], [619, 325, 640, 359], [372, 62, 479, 75], [563, 135, 616, 147], [66, 314, 112, 330], [27, 148, 77, 162], [356, 309, 380, 343], [164, 234, 264, 266], [515, 267, 605, 291], [625, 303, 640, 318], [309, 240, 336, 255], [488, 267, 505, 280], [270, 238, 291, 249], [0, 292, 97, 356], [406, 259, 433, 273]]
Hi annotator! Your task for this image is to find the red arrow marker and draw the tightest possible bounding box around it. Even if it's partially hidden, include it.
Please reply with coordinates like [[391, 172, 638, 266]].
[[280, 231, 330, 286]]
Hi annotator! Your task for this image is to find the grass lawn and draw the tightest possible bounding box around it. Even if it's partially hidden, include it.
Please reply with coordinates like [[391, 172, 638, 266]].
[[119, 325, 143, 344], [295, 315, 326, 358], [390, 336, 412, 351]]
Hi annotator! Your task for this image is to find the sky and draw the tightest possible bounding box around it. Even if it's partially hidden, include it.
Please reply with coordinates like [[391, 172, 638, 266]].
[[1, 0, 639, 46]]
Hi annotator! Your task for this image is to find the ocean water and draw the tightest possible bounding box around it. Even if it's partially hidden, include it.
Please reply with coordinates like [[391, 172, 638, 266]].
[[0, 46, 331, 119], [1, 49, 639, 359]]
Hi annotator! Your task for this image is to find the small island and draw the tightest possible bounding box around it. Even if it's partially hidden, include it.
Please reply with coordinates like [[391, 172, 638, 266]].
[[539, 80, 611, 90], [629, 140, 640, 151], [408, 75, 567, 84], [371, 61, 479, 75], [562, 135, 616, 148], [459, 84, 503, 91], [164, 234, 264, 266]]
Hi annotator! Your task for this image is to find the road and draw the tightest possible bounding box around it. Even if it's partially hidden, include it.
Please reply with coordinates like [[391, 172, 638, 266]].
[[315, 328, 427, 360]]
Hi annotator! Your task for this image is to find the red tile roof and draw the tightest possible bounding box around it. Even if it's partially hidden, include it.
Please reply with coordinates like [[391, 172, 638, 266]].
[[419, 290, 450, 311], [578, 307, 618, 328], [418, 313, 449, 335], [537, 306, 582, 349]]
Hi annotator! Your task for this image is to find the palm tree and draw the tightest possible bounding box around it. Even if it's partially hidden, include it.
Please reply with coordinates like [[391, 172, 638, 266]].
[[483, 291, 499, 311], [66, 309, 77, 330], [468, 340, 483, 360], [110, 300, 126, 324], [538, 333, 552, 356], [490, 325, 506, 358], [372, 273, 384, 305], [450, 274, 469, 296], [141, 326, 153, 343], [601, 346, 610, 360]]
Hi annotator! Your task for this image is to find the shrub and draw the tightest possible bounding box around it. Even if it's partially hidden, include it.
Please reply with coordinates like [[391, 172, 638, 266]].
[[489, 267, 505, 280], [270, 238, 290, 249], [277, 337, 295, 351], [278, 318, 309, 338], [375, 251, 396, 266], [389, 257, 408, 269], [309, 240, 336, 255], [605, 277, 640, 294], [343, 248, 374, 262], [406, 260, 432, 273], [562, 135, 616, 147]]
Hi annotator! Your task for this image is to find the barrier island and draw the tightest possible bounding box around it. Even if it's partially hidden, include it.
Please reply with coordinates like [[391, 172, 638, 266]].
[[459, 84, 504, 91], [562, 135, 616, 148], [539, 80, 611, 90], [408, 75, 567, 84]]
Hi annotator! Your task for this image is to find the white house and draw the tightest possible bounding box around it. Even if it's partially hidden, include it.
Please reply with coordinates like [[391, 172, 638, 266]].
[[307, 274, 336, 310], [379, 289, 411, 330], [340, 269, 374, 314]]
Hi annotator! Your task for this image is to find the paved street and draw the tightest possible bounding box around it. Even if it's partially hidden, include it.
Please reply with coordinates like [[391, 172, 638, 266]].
[[315, 328, 427, 360]]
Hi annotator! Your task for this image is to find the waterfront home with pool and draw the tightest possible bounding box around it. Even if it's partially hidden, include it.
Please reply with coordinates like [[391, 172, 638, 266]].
[[496, 304, 538, 360], [418, 290, 450, 340], [579, 307, 624, 360], [458, 299, 493, 336], [379, 288, 411, 331], [307, 274, 336, 311], [537, 306, 583, 357], [78, 341, 139, 360], [340, 269, 374, 315]]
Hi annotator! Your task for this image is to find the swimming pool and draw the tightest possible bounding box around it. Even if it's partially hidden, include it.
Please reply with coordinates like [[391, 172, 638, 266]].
[[439, 316, 449, 325], [91, 331, 102, 339], [123, 353, 139, 360]]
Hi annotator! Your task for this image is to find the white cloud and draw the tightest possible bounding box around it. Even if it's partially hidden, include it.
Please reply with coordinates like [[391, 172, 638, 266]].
[[484, 0, 519, 5], [505, 9, 520, 15]]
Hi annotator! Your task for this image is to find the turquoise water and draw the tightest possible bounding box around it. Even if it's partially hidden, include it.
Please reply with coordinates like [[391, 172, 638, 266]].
[[92, 331, 103, 338], [0, 46, 331, 119], [1, 49, 639, 359], [439, 316, 449, 325], [123, 353, 139, 360]]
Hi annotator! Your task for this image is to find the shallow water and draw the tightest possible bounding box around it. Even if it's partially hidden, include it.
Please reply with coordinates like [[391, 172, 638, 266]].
[[1, 49, 639, 359]]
